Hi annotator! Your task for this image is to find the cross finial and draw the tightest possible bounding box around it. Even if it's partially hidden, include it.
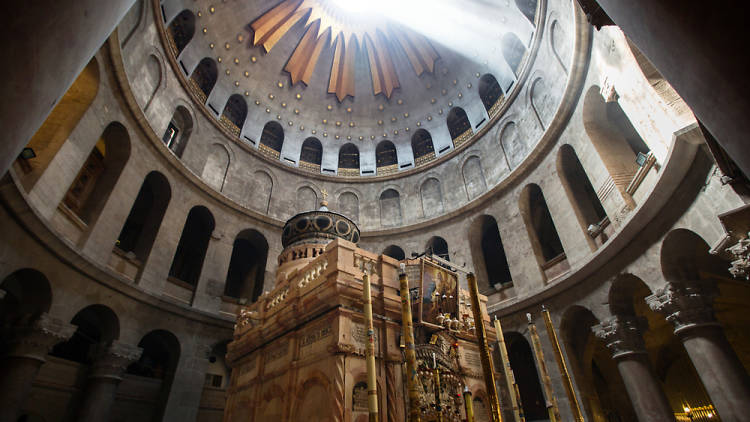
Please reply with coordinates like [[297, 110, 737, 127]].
[[319, 188, 329, 210]]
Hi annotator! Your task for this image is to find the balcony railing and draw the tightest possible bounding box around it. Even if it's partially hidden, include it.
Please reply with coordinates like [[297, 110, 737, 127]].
[[452, 129, 473, 149]]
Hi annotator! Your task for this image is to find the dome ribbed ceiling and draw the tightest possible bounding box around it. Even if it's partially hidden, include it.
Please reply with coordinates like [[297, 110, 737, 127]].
[[160, 0, 540, 177]]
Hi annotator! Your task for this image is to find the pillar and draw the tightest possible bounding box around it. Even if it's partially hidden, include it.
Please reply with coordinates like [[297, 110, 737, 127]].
[[76, 340, 143, 421], [592, 315, 674, 422], [0, 0, 135, 176], [0, 313, 77, 422], [647, 282, 750, 420]]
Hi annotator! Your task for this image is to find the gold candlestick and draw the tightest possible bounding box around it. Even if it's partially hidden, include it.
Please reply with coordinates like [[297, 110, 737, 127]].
[[494, 316, 525, 422], [463, 386, 475, 422], [399, 264, 422, 421], [467, 273, 503, 422], [433, 356, 443, 422], [541, 306, 584, 422], [363, 271, 378, 422], [527, 313, 561, 422]]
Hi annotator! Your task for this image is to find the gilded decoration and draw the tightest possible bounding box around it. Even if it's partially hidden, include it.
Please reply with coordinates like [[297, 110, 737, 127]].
[[250, 0, 439, 100]]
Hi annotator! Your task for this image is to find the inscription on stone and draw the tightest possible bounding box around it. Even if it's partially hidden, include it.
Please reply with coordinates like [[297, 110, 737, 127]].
[[300, 325, 332, 347], [265, 340, 289, 363], [464, 350, 481, 368], [352, 382, 368, 411], [351, 323, 379, 350]]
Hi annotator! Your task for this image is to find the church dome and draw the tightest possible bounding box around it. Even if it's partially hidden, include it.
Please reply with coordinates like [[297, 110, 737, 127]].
[[281, 204, 360, 248], [158, 0, 543, 180]]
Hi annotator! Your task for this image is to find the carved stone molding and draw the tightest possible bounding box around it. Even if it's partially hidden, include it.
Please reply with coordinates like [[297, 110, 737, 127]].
[[592, 315, 647, 359], [3, 313, 77, 361], [646, 282, 719, 335], [386, 363, 399, 422], [89, 340, 143, 381], [727, 235, 750, 280], [333, 354, 345, 422]]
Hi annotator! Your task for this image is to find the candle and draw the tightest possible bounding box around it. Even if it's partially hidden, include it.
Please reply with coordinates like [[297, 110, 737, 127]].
[[433, 352, 437, 369]]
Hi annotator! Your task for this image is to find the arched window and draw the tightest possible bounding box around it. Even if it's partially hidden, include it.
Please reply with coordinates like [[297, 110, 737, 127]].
[[300, 137, 322, 171], [127, 330, 180, 421], [338, 143, 360, 176], [520, 184, 567, 280], [506, 333, 547, 419], [0, 269, 52, 325], [474, 215, 512, 292], [515, 0, 537, 24], [189, 58, 217, 102], [296, 186, 317, 212], [169, 206, 215, 286], [18, 58, 99, 191], [252, 171, 273, 214], [116, 171, 171, 264], [259, 121, 284, 159], [583, 86, 650, 204], [425, 236, 449, 261], [50, 305, 119, 364], [162, 105, 193, 158], [411, 129, 435, 165], [167, 10, 195, 55], [420, 177, 444, 217], [379, 189, 401, 226], [383, 245, 405, 261], [224, 230, 269, 303], [462, 156, 486, 200], [221, 94, 247, 136], [202, 144, 230, 192], [62, 122, 130, 225], [447, 107, 472, 145], [376, 140, 398, 174], [501, 33, 526, 76], [338, 191, 359, 222], [479, 74, 503, 113], [557, 145, 609, 249]]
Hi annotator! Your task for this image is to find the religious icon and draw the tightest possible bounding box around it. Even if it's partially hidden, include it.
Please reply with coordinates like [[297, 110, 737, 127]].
[[421, 259, 458, 326]]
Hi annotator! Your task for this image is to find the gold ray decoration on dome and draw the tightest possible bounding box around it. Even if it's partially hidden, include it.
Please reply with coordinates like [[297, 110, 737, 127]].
[[250, 0, 439, 101]]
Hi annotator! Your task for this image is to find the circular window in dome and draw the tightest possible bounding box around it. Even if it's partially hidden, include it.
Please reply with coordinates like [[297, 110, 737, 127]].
[[295, 216, 311, 232], [314, 215, 333, 231], [335, 220, 351, 237]]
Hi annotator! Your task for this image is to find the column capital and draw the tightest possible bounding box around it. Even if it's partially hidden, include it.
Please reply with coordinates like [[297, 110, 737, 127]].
[[3, 313, 77, 362], [592, 315, 648, 359], [89, 341, 143, 381], [646, 282, 718, 334]]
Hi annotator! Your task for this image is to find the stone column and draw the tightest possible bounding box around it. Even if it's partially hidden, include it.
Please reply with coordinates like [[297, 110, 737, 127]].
[[0, 0, 136, 176], [76, 340, 143, 422], [647, 282, 750, 420], [0, 314, 77, 422], [592, 315, 675, 422]]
